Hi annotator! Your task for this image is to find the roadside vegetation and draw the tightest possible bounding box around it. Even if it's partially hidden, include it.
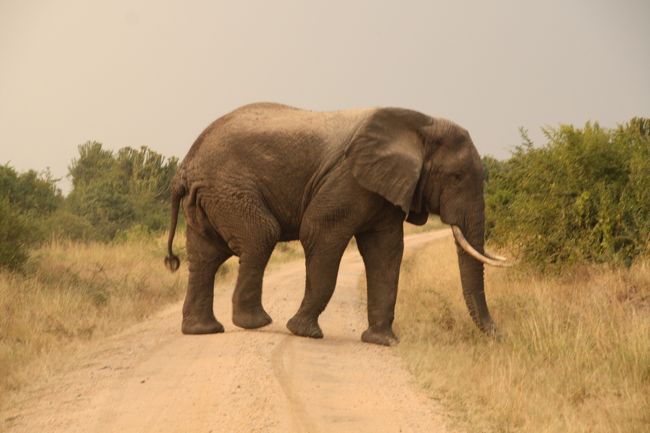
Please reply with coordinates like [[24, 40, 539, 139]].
[[396, 118, 650, 433], [484, 118, 650, 269]]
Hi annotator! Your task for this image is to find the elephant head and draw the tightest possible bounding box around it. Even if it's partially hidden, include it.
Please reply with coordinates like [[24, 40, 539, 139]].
[[345, 108, 510, 335]]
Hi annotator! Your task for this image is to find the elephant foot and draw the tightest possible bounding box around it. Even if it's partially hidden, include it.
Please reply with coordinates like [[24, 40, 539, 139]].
[[361, 327, 399, 346], [286, 314, 323, 339], [232, 305, 273, 329], [182, 316, 224, 335]]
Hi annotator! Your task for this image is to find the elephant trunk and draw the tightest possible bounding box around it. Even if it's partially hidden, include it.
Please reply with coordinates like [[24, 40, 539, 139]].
[[454, 210, 497, 335]]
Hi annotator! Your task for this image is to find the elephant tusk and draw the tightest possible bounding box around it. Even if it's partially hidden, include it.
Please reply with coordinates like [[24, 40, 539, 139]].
[[451, 226, 513, 267], [484, 251, 507, 262]]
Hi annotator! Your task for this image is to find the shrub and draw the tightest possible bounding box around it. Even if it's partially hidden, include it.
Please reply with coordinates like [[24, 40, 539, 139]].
[[485, 118, 650, 268], [42, 209, 96, 241], [0, 165, 63, 269], [67, 177, 136, 241], [0, 199, 34, 270], [0, 165, 62, 214], [67, 142, 178, 241]]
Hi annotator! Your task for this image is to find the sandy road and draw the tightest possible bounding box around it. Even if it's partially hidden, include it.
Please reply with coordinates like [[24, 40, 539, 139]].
[[4, 230, 452, 433]]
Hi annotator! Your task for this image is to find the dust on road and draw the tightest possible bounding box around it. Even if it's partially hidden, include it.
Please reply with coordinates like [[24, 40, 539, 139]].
[[4, 230, 452, 433]]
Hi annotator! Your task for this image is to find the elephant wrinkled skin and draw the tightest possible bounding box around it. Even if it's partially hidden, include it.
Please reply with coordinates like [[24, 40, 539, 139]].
[[165, 102, 502, 345]]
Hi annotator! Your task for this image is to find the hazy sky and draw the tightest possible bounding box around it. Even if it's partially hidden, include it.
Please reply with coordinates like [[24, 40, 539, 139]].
[[1, 0, 648, 193]]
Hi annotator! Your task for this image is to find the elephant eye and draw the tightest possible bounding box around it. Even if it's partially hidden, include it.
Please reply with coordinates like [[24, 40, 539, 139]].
[[451, 172, 463, 183]]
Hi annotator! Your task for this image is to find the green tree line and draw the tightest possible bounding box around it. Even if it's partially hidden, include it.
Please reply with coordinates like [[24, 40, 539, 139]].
[[1, 142, 178, 270], [485, 117, 650, 268]]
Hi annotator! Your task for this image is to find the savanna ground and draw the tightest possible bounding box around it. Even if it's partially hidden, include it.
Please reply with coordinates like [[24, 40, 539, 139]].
[[2, 219, 647, 433], [394, 236, 650, 433]]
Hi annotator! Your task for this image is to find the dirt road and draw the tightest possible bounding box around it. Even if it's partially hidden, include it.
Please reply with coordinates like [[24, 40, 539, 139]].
[[4, 230, 452, 433]]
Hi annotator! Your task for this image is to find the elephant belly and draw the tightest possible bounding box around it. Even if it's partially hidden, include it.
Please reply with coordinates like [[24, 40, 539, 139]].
[[279, 231, 300, 242]]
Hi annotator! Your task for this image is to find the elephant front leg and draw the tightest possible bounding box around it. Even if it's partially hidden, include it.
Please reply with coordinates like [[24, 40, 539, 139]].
[[287, 239, 349, 339], [355, 225, 404, 346]]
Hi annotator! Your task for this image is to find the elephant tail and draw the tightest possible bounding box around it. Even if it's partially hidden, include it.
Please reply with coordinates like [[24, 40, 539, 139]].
[[164, 176, 186, 272]]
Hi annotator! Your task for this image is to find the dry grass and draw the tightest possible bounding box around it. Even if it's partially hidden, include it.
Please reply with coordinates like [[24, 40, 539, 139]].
[[0, 233, 303, 410], [394, 236, 650, 433]]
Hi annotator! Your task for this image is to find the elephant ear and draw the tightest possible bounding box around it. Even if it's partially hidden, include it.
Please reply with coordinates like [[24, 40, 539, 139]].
[[345, 108, 432, 215]]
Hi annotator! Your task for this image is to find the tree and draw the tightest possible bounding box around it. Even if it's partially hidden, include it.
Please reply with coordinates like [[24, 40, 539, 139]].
[[66, 142, 178, 240]]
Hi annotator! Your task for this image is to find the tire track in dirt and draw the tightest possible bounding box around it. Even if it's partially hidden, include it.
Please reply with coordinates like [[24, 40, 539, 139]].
[[271, 337, 320, 433], [3, 230, 452, 433]]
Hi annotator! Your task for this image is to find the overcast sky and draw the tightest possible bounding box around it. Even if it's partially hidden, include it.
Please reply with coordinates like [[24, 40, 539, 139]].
[[1, 0, 648, 193]]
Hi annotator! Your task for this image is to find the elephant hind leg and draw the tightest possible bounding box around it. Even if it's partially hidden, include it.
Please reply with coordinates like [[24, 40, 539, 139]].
[[196, 192, 281, 330], [182, 227, 232, 335], [229, 208, 281, 330], [231, 249, 276, 329]]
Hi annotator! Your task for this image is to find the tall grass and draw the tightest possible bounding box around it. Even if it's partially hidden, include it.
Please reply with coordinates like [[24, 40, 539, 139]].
[[394, 236, 650, 433]]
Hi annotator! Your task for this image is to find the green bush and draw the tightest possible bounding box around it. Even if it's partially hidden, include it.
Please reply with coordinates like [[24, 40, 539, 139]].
[[0, 199, 34, 270], [42, 209, 96, 241], [0, 165, 62, 269], [67, 142, 177, 241], [485, 118, 650, 269], [0, 165, 63, 215], [67, 177, 136, 241]]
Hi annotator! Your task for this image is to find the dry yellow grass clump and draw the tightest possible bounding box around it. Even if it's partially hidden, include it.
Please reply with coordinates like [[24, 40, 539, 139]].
[[395, 236, 650, 433]]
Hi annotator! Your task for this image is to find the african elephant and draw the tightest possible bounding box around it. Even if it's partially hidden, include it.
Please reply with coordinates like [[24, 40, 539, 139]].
[[165, 102, 509, 346]]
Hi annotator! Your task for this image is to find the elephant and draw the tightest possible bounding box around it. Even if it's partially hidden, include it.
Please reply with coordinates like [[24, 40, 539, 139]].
[[165, 102, 509, 346]]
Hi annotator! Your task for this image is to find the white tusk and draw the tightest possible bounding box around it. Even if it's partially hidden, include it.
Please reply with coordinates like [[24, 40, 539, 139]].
[[451, 226, 513, 267], [484, 252, 507, 261]]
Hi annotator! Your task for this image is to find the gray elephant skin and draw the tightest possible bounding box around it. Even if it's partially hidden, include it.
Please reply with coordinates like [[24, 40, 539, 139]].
[[165, 102, 504, 346]]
